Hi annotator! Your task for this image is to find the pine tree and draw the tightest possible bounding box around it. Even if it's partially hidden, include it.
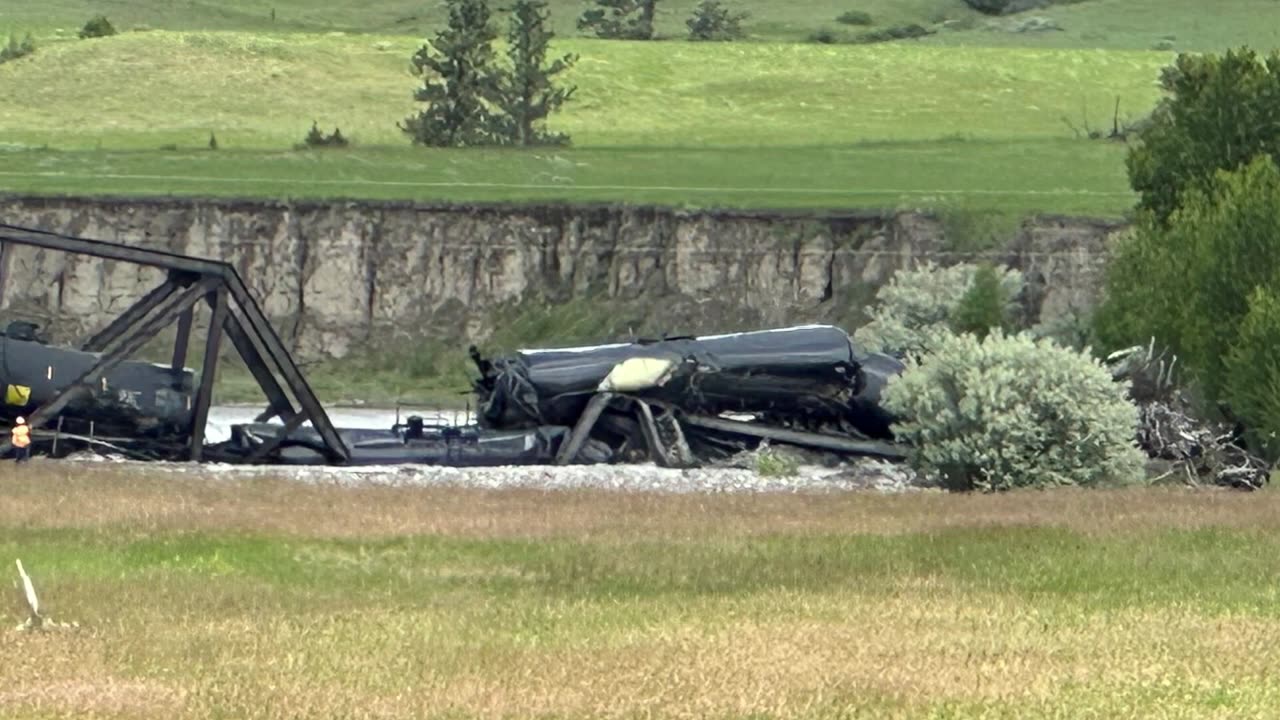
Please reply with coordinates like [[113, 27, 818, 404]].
[[577, 0, 658, 40], [495, 1, 578, 146], [400, 0, 503, 147], [686, 0, 748, 41]]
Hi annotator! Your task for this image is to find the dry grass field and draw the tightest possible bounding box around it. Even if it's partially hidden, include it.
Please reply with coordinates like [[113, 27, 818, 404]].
[[3, 462, 1280, 718]]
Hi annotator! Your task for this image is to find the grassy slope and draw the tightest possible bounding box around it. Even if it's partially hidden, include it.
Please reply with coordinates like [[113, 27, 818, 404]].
[[6, 0, 982, 39], [0, 0, 1273, 213], [0, 32, 1164, 214], [0, 34, 1167, 148], [7, 0, 1278, 49], [6, 473, 1280, 718]]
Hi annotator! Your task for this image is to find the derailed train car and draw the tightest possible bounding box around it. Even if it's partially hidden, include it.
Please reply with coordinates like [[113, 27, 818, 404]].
[[0, 321, 195, 447], [468, 324, 906, 466], [210, 324, 907, 466], [3, 319, 905, 466]]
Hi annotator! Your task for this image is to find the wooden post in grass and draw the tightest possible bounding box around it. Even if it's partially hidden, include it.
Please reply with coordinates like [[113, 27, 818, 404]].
[[15, 559, 41, 630]]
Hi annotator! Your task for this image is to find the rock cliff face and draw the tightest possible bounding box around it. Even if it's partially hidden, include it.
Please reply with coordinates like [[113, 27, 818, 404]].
[[0, 195, 1127, 359]]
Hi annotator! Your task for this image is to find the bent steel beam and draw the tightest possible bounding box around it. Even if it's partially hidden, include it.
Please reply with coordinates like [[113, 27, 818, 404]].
[[0, 224, 228, 275], [189, 286, 227, 462], [634, 399, 675, 468], [171, 306, 194, 376], [220, 309, 297, 424], [218, 270, 347, 461], [679, 414, 907, 460], [555, 392, 613, 464]]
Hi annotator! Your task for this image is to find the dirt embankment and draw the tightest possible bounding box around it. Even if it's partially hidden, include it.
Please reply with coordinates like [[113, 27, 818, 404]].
[[0, 195, 1126, 359]]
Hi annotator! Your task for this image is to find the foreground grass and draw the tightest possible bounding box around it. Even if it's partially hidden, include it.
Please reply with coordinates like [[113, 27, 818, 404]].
[[0, 32, 1160, 213], [4, 466, 1280, 718]]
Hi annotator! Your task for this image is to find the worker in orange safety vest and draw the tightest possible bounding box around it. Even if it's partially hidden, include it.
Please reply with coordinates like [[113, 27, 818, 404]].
[[11, 416, 31, 463]]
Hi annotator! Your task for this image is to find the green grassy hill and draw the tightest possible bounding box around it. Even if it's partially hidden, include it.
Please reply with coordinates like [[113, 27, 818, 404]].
[[0, 33, 1165, 148], [0, 0, 1275, 214], [8, 0, 1279, 49]]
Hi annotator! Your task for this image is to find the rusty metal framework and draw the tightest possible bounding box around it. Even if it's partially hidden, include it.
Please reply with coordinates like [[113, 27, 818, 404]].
[[0, 223, 349, 463]]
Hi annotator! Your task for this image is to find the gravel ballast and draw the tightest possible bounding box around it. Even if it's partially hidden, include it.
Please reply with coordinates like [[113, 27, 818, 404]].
[[64, 455, 927, 495]]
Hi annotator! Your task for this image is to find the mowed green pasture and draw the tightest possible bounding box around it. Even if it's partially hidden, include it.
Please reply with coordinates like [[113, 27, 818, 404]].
[[0, 32, 1163, 213], [6, 472, 1280, 718]]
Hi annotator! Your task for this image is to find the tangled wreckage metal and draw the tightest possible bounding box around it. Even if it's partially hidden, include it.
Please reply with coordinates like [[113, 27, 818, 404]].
[[0, 223, 906, 469], [0, 223, 1269, 487]]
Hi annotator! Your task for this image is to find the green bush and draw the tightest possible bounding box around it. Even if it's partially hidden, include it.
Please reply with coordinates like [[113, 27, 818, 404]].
[[79, 15, 117, 39], [0, 33, 36, 64], [687, 0, 748, 40], [300, 121, 351, 149], [1224, 287, 1280, 460], [1127, 47, 1280, 226], [854, 23, 934, 44], [755, 447, 799, 478], [836, 10, 873, 25], [965, 0, 1092, 14], [808, 27, 840, 44], [853, 262, 1023, 357], [882, 330, 1146, 492], [578, 0, 658, 40], [1095, 155, 1280, 412], [963, 0, 1014, 13], [950, 264, 1014, 340]]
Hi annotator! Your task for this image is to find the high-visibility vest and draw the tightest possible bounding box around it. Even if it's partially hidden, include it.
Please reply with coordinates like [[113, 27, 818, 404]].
[[11, 424, 30, 448]]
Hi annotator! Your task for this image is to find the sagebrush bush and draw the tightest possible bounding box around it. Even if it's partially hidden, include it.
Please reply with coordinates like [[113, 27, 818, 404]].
[[854, 262, 1023, 357], [882, 330, 1146, 492]]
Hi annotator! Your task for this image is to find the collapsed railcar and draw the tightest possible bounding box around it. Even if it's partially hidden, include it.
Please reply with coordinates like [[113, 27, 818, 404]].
[[472, 324, 901, 437], [2, 314, 901, 466], [0, 321, 195, 449], [210, 325, 906, 466], [466, 324, 906, 466]]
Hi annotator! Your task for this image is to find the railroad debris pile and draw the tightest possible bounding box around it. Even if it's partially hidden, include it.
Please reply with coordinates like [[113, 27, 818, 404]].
[[1106, 341, 1270, 489]]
